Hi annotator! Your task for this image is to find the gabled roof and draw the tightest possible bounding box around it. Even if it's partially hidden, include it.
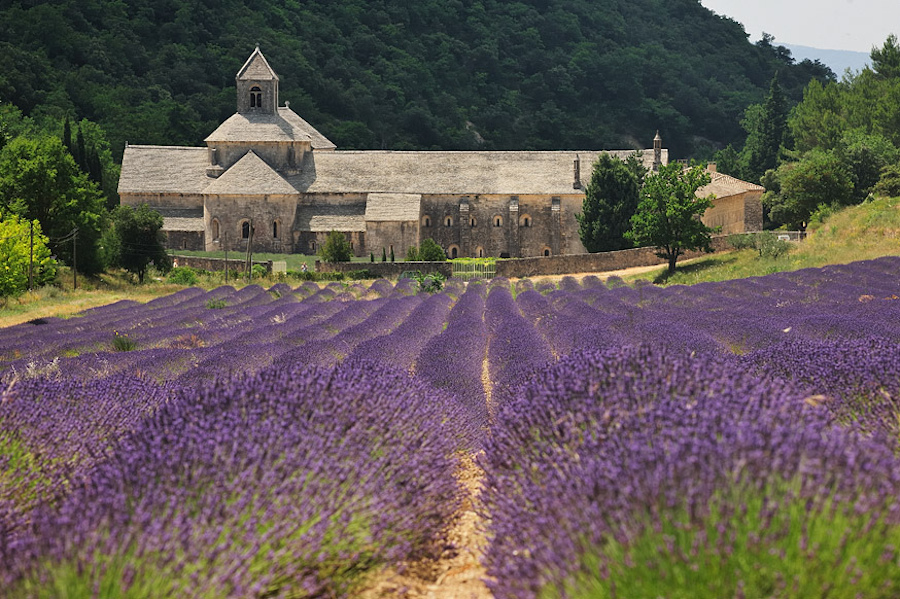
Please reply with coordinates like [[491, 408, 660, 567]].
[[365, 194, 422, 221], [237, 46, 278, 81], [289, 150, 661, 196], [699, 171, 765, 199], [204, 107, 336, 149], [117, 145, 211, 194], [204, 151, 297, 195]]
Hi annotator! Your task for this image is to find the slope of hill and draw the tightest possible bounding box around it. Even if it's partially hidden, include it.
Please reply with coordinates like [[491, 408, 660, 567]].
[[782, 43, 870, 77], [0, 0, 832, 159]]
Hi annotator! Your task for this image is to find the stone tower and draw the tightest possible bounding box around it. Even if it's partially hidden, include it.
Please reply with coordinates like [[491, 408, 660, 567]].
[[653, 130, 662, 171], [236, 45, 279, 115]]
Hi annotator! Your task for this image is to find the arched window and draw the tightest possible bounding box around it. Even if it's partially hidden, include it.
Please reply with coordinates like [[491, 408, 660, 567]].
[[310, 240, 317, 253], [469, 217, 477, 227], [493, 215, 503, 227], [520, 214, 532, 227], [444, 216, 453, 227], [543, 247, 551, 257], [241, 221, 251, 239], [212, 219, 220, 241], [250, 86, 262, 109], [475, 246, 484, 258], [449, 245, 459, 259], [422, 215, 432, 228], [273, 221, 279, 239]]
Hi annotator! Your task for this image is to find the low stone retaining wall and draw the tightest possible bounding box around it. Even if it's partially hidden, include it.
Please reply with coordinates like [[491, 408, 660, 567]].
[[172, 255, 273, 273], [495, 236, 730, 278], [316, 261, 453, 278]]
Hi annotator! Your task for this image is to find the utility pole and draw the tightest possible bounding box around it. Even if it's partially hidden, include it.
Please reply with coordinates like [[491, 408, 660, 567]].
[[72, 228, 78, 290], [28, 220, 34, 291], [224, 231, 228, 285], [245, 218, 254, 284]]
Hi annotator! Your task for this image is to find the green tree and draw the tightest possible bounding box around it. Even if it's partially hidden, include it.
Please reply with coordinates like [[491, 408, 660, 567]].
[[837, 130, 899, 201], [0, 214, 56, 296], [763, 149, 855, 228], [626, 163, 715, 274], [871, 34, 900, 79], [107, 204, 170, 284], [576, 153, 643, 252], [0, 135, 106, 274], [319, 230, 353, 263], [745, 73, 788, 183], [874, 163, 900, 197], [415, 238, 446, 261]]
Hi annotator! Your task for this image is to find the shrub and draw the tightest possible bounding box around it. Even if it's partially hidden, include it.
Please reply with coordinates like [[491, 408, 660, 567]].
[[417, 238, 446, 261], [346, 269, 374, 280], [727, 233, 756, 250], [167, 267, 198, 286], [755, 231, 791, 259], [319, 231, 353, 263], [206, 299, 228, 309], [251, 264, 267, 278]]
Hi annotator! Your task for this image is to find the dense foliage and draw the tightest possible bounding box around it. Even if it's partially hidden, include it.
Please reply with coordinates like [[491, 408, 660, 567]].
[[0, 215, 56, 296], [627, 162, 715, 273], [104, 204, 171, 283], [576, 152, 644, 252], [0, 0, 832, 159], [318, 230, 353, 263]]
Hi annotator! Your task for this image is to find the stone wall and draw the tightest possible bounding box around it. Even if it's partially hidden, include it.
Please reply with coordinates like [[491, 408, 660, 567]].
[[172, 255, 273, 273], [318, 260, 453, 278], [317, 237, 730, 280]]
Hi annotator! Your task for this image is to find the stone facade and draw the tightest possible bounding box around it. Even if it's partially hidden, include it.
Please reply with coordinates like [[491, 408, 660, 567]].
[[118, 48, 762, 259]]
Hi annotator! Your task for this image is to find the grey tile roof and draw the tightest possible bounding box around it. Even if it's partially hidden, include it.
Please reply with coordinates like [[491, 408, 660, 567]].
[[205, 107, 336, 148], [289, 149, 662, 196], [204, 151, 297, 195], [237, 47, 278, 81], [117, 145, 212, 194], [365, 193, 422, 221], [162, 217, 205, 232], [295, 205, 366, 232]]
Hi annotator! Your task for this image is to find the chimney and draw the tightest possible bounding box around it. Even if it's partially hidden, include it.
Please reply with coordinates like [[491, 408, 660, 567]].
[[573, 154, 582, 189], [707, 162, 717, 173]]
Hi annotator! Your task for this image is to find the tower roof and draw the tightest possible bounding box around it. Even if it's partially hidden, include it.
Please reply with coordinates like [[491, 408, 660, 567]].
[[237, 46, 279, 82]]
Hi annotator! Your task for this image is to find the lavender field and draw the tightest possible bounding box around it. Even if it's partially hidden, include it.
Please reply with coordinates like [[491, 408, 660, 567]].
[[2, 257, 900, 597]]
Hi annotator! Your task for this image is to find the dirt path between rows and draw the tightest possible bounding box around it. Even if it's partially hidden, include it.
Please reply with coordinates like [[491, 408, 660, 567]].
[[359, 334, 495, 599]]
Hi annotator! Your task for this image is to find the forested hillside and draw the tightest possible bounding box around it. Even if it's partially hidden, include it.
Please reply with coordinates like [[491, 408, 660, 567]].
[[1, 0, 832, 159]]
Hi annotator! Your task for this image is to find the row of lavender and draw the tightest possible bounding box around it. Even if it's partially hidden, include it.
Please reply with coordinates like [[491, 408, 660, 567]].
[[480, 257, 900, 597]]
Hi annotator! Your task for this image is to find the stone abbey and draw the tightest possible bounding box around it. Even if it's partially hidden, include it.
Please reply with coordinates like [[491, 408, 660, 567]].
[[118, 47, 762, 259]]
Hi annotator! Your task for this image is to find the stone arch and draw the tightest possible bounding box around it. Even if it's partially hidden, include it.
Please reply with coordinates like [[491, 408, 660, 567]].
[[444, 215, 453, 227], [519, 213, 532, 227], [493, 215, 503, 227], [422, 215, 432, 228], [241, 220, 251, 239], [475, 246, 485, 258], [542, 247, 552, 257], [448, 244, 459, 259], [211, 218, 220, 241], [272, 220, 280, 239], [469, 216, 477, 227]]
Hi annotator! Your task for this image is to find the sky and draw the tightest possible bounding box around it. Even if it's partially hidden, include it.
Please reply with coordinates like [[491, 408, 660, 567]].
[[699, 0, 899, 52]]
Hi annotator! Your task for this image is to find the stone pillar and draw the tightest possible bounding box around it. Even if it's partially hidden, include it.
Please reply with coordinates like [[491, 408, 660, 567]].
[[459, 198, 471, 257], [551, 196, 561, 255]]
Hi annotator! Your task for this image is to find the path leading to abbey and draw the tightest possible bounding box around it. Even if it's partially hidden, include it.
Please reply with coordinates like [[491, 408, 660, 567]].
[[359, 336, 495, 599]]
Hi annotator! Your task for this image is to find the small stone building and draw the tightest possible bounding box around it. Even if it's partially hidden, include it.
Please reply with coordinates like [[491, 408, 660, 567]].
[[118, 47, 761, 258]]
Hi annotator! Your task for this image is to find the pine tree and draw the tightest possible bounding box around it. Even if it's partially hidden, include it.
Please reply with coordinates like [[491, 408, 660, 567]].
[[746, 73, 787, 183]]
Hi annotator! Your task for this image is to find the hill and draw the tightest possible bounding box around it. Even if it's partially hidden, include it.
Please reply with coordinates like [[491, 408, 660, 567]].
[[0, 0, 833, 160]]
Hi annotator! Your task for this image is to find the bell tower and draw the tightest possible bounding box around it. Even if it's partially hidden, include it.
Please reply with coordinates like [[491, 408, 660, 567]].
[[236, 45, 279, 115]]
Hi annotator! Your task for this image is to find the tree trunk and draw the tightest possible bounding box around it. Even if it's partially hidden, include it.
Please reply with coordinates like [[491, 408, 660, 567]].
[[668, 253, 678, 274]]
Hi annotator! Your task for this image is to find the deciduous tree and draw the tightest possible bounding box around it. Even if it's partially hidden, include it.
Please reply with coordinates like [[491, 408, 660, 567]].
[[626, 163, 714, 274], [319, 230, 353, 263], [0, 214, 56, 296], [107, 204, 170, 284]]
